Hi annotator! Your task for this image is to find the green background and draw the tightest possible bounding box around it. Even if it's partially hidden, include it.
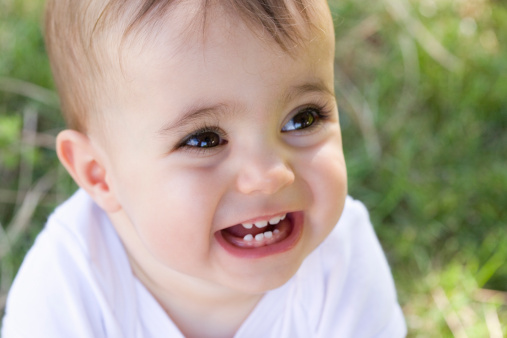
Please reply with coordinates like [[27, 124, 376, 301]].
[[1, 0, 506, 336]]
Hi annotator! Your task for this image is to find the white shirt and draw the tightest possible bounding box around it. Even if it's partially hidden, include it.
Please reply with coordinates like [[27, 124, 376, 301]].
[[2, 189, 406, 337]]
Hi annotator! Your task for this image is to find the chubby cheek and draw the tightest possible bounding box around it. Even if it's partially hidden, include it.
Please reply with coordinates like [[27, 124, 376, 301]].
[[111, 161, 223, 273], [297, 132, 347, 240]]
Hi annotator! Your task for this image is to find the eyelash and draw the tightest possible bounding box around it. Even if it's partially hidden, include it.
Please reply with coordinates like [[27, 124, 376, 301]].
[[281, 103, 333, 134], [177, 125, 228, 154], [176, 102, 334, 153]]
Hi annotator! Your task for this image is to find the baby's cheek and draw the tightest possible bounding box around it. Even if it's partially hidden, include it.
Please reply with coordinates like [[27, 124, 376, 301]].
[[306, 141, 347, 224], [137, 215, 209, 274]]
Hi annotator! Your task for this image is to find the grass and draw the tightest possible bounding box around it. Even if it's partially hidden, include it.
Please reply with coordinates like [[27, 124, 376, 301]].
[[1, 0, 506, 336]]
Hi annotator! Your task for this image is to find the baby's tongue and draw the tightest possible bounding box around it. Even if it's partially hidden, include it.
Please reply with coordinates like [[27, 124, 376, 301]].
[[222, 224, 265, 238]]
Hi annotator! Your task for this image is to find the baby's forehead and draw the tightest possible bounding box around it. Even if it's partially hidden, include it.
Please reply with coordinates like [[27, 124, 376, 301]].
[[116, 0, 333, 73], [116, 0, 329, 56], [117, 5, 332, 93]]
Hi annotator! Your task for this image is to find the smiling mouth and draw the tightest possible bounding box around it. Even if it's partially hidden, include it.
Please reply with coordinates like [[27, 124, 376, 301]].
[[221, 213, 290, 248], [215, 212, 303, 258]]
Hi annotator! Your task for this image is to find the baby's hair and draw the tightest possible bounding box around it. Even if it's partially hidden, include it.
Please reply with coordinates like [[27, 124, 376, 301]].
[[44, 0, 315, 133]]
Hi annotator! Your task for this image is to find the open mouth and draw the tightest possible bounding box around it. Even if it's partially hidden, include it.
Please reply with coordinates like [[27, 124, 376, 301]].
[[214, 212, 303, 258]]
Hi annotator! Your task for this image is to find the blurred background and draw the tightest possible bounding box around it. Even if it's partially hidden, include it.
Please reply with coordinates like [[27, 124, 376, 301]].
[[0, 0, 506, 336]]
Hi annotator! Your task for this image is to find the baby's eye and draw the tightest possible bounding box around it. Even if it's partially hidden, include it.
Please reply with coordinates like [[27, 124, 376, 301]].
[[185, 131, 224, 148], [178, 126, 229, 152], [282, 107, 321, 132]]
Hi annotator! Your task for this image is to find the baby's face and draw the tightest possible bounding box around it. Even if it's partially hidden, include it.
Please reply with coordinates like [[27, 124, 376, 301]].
[[97, 1, 347, 294]]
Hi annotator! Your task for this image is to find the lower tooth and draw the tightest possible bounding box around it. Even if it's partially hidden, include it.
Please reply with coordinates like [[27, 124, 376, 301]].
[[255, 233, 264, 241], [274, 229, 280, 234], [244, 234, 253, 241], [264, 231, 273, 238]]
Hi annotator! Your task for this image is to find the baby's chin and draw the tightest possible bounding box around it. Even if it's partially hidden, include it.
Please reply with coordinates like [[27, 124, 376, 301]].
[[213, 247, 319, 295]]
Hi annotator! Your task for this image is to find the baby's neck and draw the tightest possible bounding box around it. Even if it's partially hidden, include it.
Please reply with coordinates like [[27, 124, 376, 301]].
[[159, 288, 262, 338], [131, 260, 263, 338]]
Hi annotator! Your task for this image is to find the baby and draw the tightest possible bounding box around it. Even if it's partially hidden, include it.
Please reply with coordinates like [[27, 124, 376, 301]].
[[2, 0, 406, 337]]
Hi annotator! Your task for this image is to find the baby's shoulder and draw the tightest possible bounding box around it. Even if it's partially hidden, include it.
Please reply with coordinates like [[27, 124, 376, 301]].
[[2, 190, 134, 337]]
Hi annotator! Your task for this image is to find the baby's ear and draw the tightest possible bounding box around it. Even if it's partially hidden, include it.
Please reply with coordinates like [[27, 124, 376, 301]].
[[56, 130, 121, 213]]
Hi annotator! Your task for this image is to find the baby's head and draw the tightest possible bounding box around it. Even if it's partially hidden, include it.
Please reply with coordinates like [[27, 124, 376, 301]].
[[47, 0, 348, 296]]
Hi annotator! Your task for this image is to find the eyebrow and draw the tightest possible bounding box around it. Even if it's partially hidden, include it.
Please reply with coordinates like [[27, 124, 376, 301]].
[[282, 80, 335, 105], [157, 79, 334, 135], [157, 103, 231, 135]]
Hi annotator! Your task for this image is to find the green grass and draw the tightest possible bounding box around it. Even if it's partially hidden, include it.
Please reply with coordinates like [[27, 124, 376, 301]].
[[1, 0, 506, 336]]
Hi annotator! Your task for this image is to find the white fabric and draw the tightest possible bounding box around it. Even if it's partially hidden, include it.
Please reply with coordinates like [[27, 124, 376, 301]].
[[2, 189, 406, 337]]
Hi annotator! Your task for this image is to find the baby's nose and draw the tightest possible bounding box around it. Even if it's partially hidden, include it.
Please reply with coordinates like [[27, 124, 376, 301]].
[[235, 149, 295, 195]]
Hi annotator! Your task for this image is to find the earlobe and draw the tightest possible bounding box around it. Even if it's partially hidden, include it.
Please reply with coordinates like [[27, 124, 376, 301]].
[[56, 130, 121, 213]]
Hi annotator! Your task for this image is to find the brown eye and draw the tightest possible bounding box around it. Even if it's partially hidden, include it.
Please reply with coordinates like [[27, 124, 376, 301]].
[[282, 108, 318, 132], [185, 131, 222, 148]]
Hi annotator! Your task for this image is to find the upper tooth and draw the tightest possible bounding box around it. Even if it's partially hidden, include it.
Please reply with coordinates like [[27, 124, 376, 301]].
[[242, 223, 253, 229], [254, 220, 268, 228], [269, 215, 282, 225]]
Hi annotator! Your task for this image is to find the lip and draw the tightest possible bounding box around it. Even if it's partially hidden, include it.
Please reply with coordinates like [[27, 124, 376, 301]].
[[214, 211, 304, 259]]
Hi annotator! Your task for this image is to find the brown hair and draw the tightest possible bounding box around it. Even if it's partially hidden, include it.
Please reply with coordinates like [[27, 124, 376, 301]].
[[44, 0, 315, 132]]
